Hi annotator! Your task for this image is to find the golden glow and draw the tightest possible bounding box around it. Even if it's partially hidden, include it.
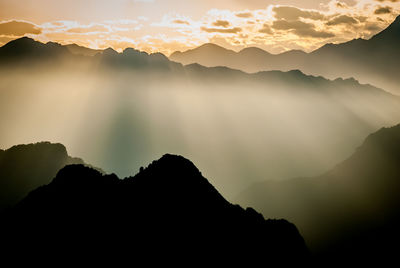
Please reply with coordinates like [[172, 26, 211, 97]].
[[0, 1, 399, 54]]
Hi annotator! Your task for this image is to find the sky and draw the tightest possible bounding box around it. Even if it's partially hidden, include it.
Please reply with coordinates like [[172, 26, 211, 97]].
[[0, 0, 399, 55]]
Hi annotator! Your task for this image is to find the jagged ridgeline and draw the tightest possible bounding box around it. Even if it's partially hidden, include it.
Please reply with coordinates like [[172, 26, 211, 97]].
[[2, 152, 309, 263], [170, 15, 400, 95]]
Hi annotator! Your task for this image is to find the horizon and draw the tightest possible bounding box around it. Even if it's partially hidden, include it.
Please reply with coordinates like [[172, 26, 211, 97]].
[[1, 1, 399, 55]]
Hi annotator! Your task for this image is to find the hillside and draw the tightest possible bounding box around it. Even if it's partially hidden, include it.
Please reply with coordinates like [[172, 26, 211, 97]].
[[0, 142, 86, 210], [236, 123, 400, 263], [2, 154, 309, 263]]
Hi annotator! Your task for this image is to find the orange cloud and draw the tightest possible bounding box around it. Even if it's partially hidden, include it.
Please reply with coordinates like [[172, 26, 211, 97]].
[[0, 20, 41, 36], [212, 20, 230, 27], [201, 26, 242, 34], [172, 20, 190, 25], [67, 25, 110, 34]]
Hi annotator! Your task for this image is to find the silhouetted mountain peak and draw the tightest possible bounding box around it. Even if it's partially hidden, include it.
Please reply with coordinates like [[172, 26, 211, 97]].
[[239, 46, 271, 56], [125, 154, 228, 206], [123, 47, 146, 55], [102, 47, 118, 56], [198, 42, 229, 51], [3, 37, 35, 47], [0, 37, 69, 60], [3, 151, 309, 263]]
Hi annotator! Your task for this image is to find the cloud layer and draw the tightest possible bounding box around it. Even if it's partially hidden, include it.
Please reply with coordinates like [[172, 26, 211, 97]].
[[0, 0, 399, 55]]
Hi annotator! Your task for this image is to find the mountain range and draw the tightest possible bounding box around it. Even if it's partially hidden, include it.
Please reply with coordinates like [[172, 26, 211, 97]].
[[1, 152, 308, 264], [1, 35, 400, 197], [170, 15, 400, 94], [235, 123, 400, 263]]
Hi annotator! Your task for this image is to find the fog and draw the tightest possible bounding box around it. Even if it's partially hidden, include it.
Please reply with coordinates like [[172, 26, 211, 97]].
[[1, 64, 400, 200]]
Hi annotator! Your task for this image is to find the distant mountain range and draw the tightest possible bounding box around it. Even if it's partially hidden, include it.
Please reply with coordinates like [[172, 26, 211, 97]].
[[235, 123, 400, 263], [0, 36, 182, 72], [170, 15, 400, 94], [1, 153, 308, 263]]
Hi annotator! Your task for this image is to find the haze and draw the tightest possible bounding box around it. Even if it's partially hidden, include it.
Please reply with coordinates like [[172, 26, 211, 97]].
[[1, 60, 399, 199]]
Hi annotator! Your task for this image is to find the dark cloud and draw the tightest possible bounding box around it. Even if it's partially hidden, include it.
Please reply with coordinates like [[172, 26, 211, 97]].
[[366, 24, 382, 32], [201, 26, 242, 34], [272, 19, 334, 38], [326, 15, 359, 26], [0, 20, 41, 36], [236, 12, 253, 18], [212, 20, 230, 28], [259, 24, 272, 34], [67, 25, 109, 34], [172, 20, 190, 25], [273, 6, 325, 21], [336, 2, 348, 8], [374, 6, 393, 14]]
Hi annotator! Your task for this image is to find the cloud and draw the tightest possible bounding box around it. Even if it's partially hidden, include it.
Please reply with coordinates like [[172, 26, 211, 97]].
[[273, 6, 325, 21], [212, 20, 231, 27], [272, 20, 334, 38], [326, 15, 359, 26], [236, 12, 253, 18], [172, 20, 190, 25], [259, 24, 272, 34], [201, 27, 242, 34], [67, 25, 109, 34], [0, 20, 41, 36], [374, 6, 393, 14]]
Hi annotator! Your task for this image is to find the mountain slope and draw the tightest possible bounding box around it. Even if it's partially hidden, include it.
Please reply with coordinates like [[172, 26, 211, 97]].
[[170, 15, 400, 94], [235, 123, 400, 263], [0, 142, 87, 210], [0, 37, 70, 61], [2, 154, 309, 263], [65, 43, 102, 56]]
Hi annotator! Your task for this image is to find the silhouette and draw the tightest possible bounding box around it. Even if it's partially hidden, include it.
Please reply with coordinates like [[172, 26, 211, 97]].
[[2, 154, 309, 264], [0, 36, 70, 61], [236, 123, 400, 264], [0, 142, 95, 211], [170, 15, 400, 94]]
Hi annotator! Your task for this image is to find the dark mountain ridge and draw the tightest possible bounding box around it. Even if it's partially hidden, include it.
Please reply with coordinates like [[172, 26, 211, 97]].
[[0, 142, 86, 211], [2, 153, 309, 263], [236, 123, 400, 264]]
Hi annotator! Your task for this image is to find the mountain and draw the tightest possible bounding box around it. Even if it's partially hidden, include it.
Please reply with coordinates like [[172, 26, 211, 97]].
[[235, 123, 400, 263], [0, 37, 182, 72], [1, 154, 309, 264], [97, 47, 183, 72], [0, 37, 70, 62], [1, 37, 400, 199], [65, 43, 102, 56], [0, 142, 87, 210], [170, 15, 400, 94]]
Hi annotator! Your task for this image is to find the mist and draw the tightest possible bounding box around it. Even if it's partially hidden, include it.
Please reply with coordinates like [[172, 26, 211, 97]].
[[1, 62, 399, 200]]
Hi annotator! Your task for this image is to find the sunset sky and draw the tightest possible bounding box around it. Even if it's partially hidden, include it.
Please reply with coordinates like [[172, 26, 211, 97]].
[[0, 0, 399, 55]]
